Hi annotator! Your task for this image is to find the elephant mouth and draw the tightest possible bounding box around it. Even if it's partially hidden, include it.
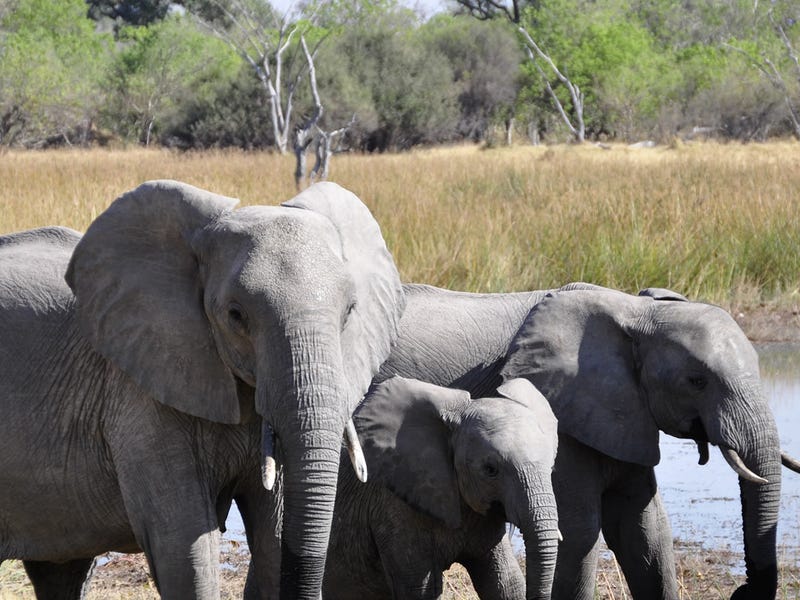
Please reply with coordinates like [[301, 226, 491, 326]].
[[681, 417, 710, 465]]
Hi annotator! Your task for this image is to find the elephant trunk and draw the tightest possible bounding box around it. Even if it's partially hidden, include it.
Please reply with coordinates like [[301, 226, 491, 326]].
[[258, 326, 350, 600], [279, 425, 343, 599], [512, 467, 559, 600], [713, 394, 781, 600]]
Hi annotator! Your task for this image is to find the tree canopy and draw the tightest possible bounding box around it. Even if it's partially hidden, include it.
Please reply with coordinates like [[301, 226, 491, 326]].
[[0, 0, 798, 149]]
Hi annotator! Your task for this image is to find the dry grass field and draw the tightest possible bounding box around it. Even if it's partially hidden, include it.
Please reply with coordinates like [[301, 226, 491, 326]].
[[1, 141, 800, 598], [1, 142, 800, 310]]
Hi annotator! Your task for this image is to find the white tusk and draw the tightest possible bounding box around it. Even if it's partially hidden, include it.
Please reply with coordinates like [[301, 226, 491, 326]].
[[261, 423, 277, 491], [558, 529, 564, 542], [720, 447, 768, 484], [345, 419, 368, 483], [781, 451, 800, 474]]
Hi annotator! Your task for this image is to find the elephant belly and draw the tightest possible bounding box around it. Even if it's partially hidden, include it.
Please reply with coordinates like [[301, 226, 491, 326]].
[[0, 437, 136, 561], [0, 482, 136, 561]]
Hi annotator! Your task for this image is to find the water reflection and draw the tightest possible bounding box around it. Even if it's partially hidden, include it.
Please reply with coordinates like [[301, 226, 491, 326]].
[[656, 342, 800, 564]]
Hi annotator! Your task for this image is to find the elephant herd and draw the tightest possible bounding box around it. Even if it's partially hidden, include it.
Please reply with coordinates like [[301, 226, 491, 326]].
[[0, 180, 798, 600]]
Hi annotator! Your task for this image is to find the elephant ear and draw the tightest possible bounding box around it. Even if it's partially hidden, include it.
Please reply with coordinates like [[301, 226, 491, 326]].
[[638, 287, 688, 302], [65, 180, 243, 424], [497, 378, 556, 427], [354, 376, 470, 528], [501, 289, 661, 466], [282, 182, 405, 412]]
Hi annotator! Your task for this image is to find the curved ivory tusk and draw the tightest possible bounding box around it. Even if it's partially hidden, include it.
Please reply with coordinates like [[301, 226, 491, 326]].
[[720, 447, 768, 484], [781, 451, 800, 474], [345, 419, 368, 483], [557, 528, 564, 542], [261, 423, 277, 491]]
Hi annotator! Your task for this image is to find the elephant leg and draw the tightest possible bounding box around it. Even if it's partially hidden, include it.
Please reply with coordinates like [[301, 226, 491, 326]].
[[23, 557, 94, 600], [114, 444, 222, 599], [601, 466, 678, 600], [461, 535, 525, 600], [237, 468, 283, 600], [552, 435, 604, 600]]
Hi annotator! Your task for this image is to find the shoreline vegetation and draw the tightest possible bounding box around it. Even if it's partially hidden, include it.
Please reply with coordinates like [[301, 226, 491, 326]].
[[0, 142, 799, 597]]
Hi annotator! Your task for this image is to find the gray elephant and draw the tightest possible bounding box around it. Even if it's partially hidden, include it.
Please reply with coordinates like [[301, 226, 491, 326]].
[[320, 375, 559, 599], [370, 282, 800, 600], [0, 180, 404, 600]]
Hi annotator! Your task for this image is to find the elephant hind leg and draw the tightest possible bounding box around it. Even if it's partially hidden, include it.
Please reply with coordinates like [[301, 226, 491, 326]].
[[23, 557, 94, 600]]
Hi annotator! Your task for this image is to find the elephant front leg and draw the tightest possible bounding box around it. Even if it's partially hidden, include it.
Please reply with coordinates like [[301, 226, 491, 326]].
[[460, 536, 525, 600], [236, 468, 283, 600], [116, 461, 223, 599], [552, 435, 604, 600], [600, 466, 678, 600], [23, 557, 95, 600]]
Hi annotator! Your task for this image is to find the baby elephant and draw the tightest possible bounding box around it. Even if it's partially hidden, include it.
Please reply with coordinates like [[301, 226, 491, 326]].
[[324, 376, 559, 600]]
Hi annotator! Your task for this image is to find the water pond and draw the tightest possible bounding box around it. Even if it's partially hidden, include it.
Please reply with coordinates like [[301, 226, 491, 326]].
[[223, 343, 800, 563]]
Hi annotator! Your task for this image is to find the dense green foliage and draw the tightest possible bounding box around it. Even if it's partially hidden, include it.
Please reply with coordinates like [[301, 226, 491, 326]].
[[0, 0, 798, 149]]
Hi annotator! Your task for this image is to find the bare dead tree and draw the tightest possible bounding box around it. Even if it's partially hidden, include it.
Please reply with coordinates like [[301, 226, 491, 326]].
[[455, 0, 585, 142], [194, 1, 326, 154], [310, 115, 356, 184], [291, 37, 355, 189], [293, 35, 323, 189]]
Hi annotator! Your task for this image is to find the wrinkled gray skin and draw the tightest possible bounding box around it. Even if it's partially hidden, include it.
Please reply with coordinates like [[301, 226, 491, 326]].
[[320, 376, 559, 600], [0, 180, 404, 600], [370, 282, 788, 600]]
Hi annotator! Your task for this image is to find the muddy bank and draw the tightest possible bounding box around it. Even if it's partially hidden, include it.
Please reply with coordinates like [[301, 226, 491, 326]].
[[734, 306, 800, 343]]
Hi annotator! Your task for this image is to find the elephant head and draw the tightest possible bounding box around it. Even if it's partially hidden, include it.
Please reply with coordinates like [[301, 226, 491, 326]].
[[356, 376, 560, 599], [501, 286, 793, 599], [65, 180, 404, 599]]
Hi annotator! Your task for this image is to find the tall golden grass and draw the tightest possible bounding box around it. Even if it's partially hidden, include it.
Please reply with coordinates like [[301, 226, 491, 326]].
[[2, 142, 799, 309]]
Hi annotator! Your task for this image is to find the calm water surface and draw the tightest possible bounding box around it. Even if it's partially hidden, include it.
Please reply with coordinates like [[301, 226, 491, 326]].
[[224, 343, 800, 562]]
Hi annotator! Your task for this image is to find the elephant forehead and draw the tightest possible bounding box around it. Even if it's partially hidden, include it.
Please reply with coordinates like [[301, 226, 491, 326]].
[[657, 303, 759, 371], [464, 400, 557, 457], [222, 206, 343, 253], [210, 208, 349, 300]]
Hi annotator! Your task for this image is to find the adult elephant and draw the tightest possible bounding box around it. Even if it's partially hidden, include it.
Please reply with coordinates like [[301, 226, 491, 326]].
[[373, 282, 800, 600], [323, 376, 559, 599], [0, 180, 404, 600]]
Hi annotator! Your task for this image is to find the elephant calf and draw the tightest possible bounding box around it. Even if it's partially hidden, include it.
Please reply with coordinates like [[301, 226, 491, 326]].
[[322, 376, 560, 600]]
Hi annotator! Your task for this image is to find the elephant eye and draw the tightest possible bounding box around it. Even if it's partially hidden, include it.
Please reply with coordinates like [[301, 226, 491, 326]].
[[228, 303, 248, 332], [481, 461, 499, 479], [341, 300, 356, 330], [687, 375, 707, 390]]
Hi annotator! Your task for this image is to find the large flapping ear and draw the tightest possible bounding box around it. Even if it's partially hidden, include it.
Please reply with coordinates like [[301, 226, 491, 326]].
[[66, 180, 243, 424], [355, 376, 470, 528], [501, 289, 661, 466], [282, 182, 405, 413]]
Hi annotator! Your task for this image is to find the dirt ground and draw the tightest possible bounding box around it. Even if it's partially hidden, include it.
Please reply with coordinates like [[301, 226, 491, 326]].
[[734, 305, 800, 343]]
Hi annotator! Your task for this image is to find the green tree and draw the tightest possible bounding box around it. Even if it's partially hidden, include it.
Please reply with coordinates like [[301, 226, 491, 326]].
[[104, 14, 240, 145], [421, 15, 523, 141], [0, 0, 112, 146]]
